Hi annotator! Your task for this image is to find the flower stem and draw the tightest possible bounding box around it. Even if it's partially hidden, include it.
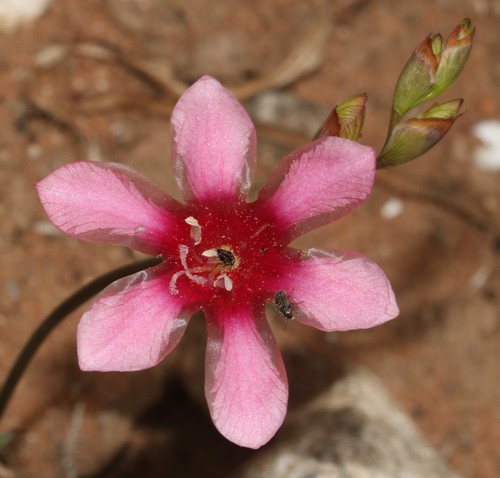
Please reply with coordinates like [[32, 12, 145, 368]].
[[0, 257, 161, 423]]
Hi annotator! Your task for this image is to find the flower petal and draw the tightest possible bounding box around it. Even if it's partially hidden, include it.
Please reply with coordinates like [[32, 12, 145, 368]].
[[77, 265, 190, 371], [36, 161, 182, 255], [258, 136, 375, 239], [281, 248, 398, 331], [204, 306, 288, 449], [171, 76, 257, 201]]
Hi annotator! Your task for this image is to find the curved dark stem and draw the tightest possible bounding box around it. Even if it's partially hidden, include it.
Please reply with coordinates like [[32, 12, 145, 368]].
[[0, 257, 162, 423]]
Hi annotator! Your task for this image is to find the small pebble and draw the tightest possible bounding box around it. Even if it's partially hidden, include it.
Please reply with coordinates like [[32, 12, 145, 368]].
[[33, 220, 60, 236], [472, 120, 500, 171], [380, 197, 404, 220]]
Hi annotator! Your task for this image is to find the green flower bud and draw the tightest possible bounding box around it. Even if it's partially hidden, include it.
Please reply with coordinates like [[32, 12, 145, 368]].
[[315, 93, 367, 141], [389, 19, 474, 130], [418, 98, 463, 120], [378, 99, 463, 168], [391, 35, 440, 127], [431, 18, 475, 99]]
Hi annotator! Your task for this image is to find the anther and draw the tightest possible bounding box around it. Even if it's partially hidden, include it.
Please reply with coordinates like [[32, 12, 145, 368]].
[[214, 274, 233, 291], [201, 249, 218, 258], [185, 216, 202, 245]]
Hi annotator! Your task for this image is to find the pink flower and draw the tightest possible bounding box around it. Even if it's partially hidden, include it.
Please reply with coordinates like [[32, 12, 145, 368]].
[[36, 76, 398, 449]]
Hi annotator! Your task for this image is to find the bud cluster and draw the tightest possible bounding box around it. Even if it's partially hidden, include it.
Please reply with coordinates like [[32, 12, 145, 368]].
[[315, 19, 474, 169], [378, 18, 474, 168]]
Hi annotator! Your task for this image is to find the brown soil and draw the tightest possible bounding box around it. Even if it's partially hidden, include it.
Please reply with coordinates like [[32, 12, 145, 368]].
[[1, 1, 499, 477]]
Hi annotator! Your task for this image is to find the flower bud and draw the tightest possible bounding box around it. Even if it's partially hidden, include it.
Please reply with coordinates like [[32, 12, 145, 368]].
[[315, 93, 367, 141], [391, 35, 440, 127], [432, 18, 475, 98], [390, 19, 474, 129], [378, 99, 463, 168]]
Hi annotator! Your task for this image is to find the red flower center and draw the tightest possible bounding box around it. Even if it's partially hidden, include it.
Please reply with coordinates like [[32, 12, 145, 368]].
[[165, 199, 290, 308]]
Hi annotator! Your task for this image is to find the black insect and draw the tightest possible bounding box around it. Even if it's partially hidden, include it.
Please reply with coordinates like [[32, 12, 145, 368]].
[[274, 290, 294, 321], [216, 248, 236, 267]]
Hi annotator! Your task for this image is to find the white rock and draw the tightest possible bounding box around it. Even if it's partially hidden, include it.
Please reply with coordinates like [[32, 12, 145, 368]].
[[468, 264, 492, 291], [239, 368, 459, 478], [472, 120, 500, 171], [33, 220, 60, 236], [0, 0, 51, 33]]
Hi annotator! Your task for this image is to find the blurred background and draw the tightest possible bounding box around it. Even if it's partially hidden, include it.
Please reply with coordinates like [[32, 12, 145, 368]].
[[0, 0, 499, 476]]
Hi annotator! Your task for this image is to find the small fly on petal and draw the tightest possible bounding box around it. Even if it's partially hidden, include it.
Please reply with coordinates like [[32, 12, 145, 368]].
[[274, 290, 294, 322]]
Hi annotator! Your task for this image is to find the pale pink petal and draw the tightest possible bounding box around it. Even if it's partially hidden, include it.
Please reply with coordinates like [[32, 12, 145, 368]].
[[77, 265, 190, 371], [36, 161, 182, 255], [171, 76, 257, 201], [281, 248, 398, 331], [204, 306, 288, 449], [258, 136, 375, 239]]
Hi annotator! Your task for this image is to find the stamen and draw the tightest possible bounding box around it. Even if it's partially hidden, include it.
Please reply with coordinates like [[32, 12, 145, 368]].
[[179, 244, 207, 285], [202, 248, 218, 258], [223, 275, 233, 291], [190, 249, 205, 264], [213, 274, 233, 291], [177, 244, 237, 294], [185, 216, 202, 245]]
